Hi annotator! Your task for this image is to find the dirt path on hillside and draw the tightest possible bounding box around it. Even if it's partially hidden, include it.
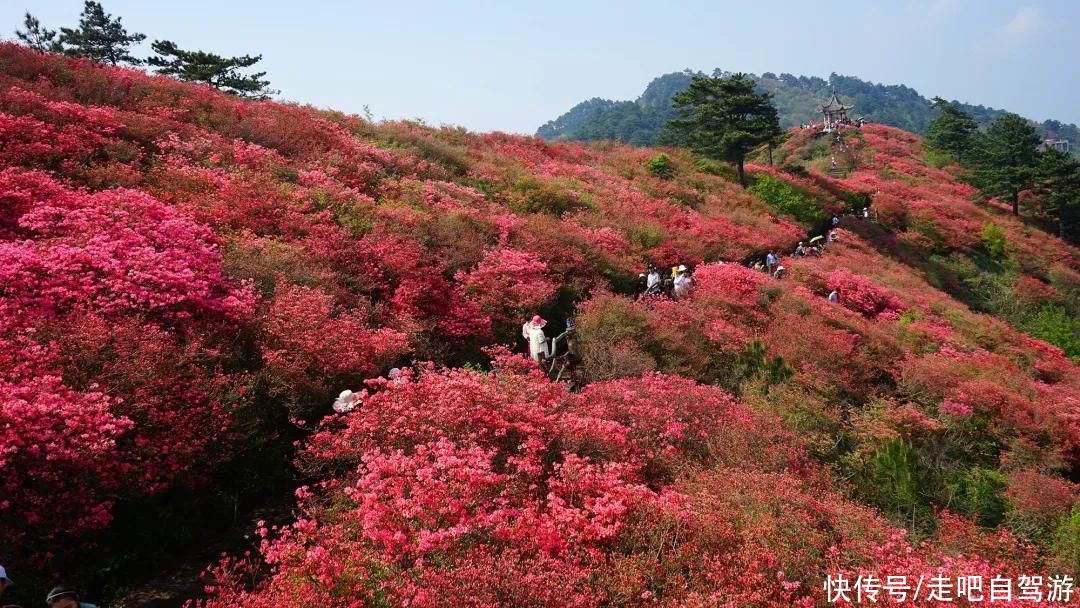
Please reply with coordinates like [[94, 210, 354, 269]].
[[108, 497, 294, 608]]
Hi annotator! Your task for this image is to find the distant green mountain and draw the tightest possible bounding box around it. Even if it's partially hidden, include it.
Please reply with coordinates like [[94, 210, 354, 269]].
[[537, 70, 1080, 147]]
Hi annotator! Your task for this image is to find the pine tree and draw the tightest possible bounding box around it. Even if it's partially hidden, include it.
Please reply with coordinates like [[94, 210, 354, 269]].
[[926, 97, 978, 163], [148, 40, 277, 99], [1036, 148, 1080, 241], [665, 73, 780, 186], [58, 1, 146, 66], [971, 113, 1042, 216], [15, 13, 62, 52]]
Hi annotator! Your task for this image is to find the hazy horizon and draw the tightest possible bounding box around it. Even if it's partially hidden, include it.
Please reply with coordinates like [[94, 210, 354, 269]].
[[4, 0, 1076, 133]]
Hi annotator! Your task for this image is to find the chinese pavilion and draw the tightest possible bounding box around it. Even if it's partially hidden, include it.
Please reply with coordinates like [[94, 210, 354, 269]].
[[818, 92, 854, 131]]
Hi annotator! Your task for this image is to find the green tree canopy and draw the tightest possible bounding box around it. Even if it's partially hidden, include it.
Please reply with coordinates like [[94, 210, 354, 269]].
[[58, 1, 145, 65], [971, 113, 1042, 216], [148, 40, 276, 99], [926, 96, 978, 163], [665, 73, 781, 186], [15, 13, 62, 52], [1037, 148, 1080, 240]]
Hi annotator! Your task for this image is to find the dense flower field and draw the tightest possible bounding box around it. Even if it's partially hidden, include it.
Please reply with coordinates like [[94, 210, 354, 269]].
[[0, 43, 1078, 605]]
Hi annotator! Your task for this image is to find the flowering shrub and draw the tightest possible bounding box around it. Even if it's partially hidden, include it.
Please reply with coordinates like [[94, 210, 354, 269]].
[[0, 167, 257, 568], [0, 369, 132, 558], [691, 262, 770, 309], [0, 169, 255, 324], [457, 246, 557, 325], [261, 283, 410, 413], [201, 365, 828, 606], [826, 268, 906, 319]]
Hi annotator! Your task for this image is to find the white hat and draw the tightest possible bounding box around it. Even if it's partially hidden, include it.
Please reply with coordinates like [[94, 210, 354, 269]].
[[676, 265, 687, 272], [337, 389, 353, 401], [0, 565, 11, 585]]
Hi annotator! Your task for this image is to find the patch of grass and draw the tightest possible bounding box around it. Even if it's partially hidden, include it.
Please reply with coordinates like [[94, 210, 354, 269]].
[[747, 174, 826, 224]]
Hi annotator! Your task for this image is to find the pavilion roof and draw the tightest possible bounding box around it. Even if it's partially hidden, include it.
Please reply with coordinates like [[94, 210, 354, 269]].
[[818, 92, 854, 113]]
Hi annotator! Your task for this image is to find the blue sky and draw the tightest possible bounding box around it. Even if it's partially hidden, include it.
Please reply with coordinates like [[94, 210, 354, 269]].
[[4, 0, 1076, 133]]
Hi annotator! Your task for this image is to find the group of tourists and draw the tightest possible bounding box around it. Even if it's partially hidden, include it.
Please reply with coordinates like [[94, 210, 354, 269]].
[[751, 251, 786, 279], [637, 263, 694, 300], [0, 566, 97, 608], [524, 205, 879, 374], [800, 117, 865, 130]]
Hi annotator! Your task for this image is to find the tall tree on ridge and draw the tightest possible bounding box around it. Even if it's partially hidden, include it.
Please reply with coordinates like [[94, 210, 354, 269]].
[[666, 73, 780, 187], [148, 40, 277, 99], [15, 13, 62, 52], [971, 113, 1042, 216], [926, 97, 978, 163], [1036, 148, 1080, 241], [59, 1, 146, 66]]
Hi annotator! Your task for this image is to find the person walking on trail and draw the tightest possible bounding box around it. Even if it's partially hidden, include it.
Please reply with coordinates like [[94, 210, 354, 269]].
[[765, 251, 779, 274], [673, 265, 693, 299], [522, 315, 535, 342], [794, 241, 806, 257], [828, 289, 840, 303], [831, 214, 840, 228], [45, 584, 97, 608], [646, 265, 662, 295], [527, 315, 549, 363]]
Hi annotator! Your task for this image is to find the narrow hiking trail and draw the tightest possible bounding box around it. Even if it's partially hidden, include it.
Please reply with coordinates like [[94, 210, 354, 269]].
[[109, 497, 294, 608]]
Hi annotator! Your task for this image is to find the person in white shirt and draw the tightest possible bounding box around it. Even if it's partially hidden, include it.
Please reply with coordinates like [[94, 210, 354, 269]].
[[527, 315, 549, 363], [646, 265, 662, 294], [522, 316, 534, 342], [673, 265, 693, 299]]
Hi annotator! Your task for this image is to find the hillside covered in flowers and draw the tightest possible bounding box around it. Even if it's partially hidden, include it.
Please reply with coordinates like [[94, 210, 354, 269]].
[[1, 43, 1079, 606]]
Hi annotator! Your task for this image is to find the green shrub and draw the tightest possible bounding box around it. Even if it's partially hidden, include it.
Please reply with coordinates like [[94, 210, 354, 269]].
[[922, 146, 953, 169], [628, 224, 664, 248], [511, 176, 591, 215], [719, 340, 792, 395], [1025, 304, 1080, 360], [747, 174, 826, 224], [865, 440, 927, 524], [845, 190, 872, 213], [980, 222, 1009, 260], [646, 153, 676, 179], [694, 157, 735, 179], [386, 127, 471, 175], [1051, 504, 1080, 574], [779, 163, 809, 177], [949, 467, 1010, 527]]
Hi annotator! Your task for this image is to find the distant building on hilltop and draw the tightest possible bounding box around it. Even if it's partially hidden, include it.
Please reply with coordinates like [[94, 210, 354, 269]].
[[1043, 139, 1072, 153], [817, 92, 854, 132]]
